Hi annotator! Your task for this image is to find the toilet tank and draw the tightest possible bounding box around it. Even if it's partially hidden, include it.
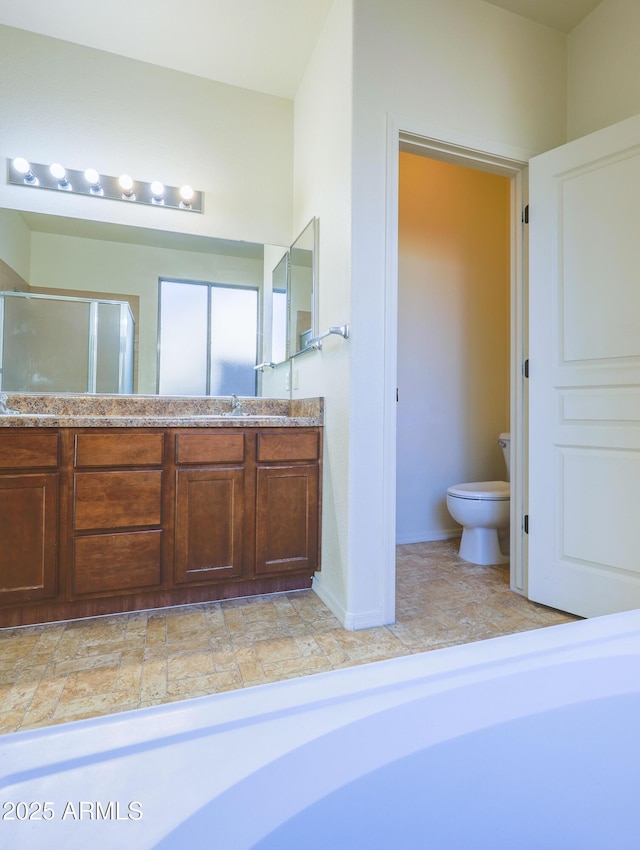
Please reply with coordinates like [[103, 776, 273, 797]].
[[498, 433, 510, 480]]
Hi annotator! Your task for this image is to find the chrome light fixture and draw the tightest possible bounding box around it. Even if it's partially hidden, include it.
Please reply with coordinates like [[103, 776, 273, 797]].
[[7, 158, 203, 213]]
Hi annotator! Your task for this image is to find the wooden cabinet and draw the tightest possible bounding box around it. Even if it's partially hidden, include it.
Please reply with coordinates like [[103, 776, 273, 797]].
[[255, 432, 320, 576], [174, 432, 246, 584], [0, 425, 321, 627], [0, 432, 59, 605], [71, 431, 164, 598]]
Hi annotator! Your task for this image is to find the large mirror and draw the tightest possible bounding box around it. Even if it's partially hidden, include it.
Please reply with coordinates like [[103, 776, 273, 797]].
[[0, 207, 287, 397], [288, 218, 318, 357]]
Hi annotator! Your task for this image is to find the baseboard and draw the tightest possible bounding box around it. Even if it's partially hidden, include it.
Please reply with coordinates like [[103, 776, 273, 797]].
[[312, 575, 390, 631], [396, 529, 461, 545]]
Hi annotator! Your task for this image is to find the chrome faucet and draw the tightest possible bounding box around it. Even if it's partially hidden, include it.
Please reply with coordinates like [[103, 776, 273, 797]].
[[230, 394, 243, 414], [0, 392, 20, 415]]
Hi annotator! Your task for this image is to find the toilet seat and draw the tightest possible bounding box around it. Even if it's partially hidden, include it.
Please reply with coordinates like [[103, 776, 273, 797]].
[[447, 481, 510, 501]]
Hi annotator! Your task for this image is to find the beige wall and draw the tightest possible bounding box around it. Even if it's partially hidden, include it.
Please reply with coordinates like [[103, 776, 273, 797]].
[[396, 153, 510, 543], [568, 0, 640, 140]]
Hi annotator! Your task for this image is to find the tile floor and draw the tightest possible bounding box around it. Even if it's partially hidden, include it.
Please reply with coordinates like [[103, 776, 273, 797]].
[[0, 540, 579, 735]]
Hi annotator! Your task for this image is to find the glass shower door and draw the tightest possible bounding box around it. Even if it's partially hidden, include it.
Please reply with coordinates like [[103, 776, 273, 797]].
[[0, 292, 135, 393]]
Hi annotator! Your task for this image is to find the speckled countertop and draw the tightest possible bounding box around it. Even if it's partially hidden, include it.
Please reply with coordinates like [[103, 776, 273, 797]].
[[0, 393, 324, 428]]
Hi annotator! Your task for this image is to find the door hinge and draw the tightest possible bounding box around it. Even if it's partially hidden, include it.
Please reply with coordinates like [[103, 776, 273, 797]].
[[522, 204, 529, 224], [524, 514, 529, 534], [396, 388, 399, 402], [523, 359, 529, 378]]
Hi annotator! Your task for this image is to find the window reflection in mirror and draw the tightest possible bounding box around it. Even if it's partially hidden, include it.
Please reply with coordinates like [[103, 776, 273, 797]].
[[288, 218, 317, 357], [158, 279, 258, 396]]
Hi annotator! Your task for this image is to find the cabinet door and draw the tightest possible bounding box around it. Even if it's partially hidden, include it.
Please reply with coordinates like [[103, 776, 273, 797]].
[[175, 468, 244, 583], [0, 473, 58, 604], [255, 465, 319, 575]]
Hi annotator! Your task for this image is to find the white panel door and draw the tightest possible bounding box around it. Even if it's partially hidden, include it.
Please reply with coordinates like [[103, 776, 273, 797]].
[[529, 113, 640, 618]]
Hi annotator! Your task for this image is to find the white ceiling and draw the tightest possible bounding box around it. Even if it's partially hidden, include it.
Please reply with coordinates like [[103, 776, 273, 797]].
[[0, 0, 603, 99]]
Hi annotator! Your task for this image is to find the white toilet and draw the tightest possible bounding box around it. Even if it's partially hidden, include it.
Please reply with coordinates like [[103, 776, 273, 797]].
[[446, 433, 510, 565]]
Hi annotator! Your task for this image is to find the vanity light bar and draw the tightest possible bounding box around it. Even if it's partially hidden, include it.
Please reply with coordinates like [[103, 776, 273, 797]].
[[7, 158, 203, 213]]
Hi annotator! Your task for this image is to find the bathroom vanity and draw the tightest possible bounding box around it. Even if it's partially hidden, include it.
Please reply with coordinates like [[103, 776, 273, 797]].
[[0, 394, 323, 628]]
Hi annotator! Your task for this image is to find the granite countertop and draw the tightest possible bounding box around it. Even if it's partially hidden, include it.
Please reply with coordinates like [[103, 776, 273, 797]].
[[0, 394, 324, 428]]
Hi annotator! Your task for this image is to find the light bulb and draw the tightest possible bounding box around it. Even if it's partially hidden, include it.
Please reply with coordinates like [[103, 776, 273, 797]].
[[119, 174, 135, 199], [179, 185, 194, 203], [12, 157, 38, 185], [50, 163, 71, 189], [13, 157, 31, 174], [150, 181, 165, 203], [84, 168, 103, 195]]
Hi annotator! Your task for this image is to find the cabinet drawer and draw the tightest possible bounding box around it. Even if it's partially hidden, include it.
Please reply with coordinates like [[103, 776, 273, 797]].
[[175, 432, 245, 465], [0, 432, 59, 469], [256, 431, 319, 462], [74, 470, 163, 530], [73, 531, 162, 595], [75, 433, 164, 468]]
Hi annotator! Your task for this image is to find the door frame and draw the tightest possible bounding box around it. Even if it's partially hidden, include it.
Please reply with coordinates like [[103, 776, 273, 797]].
[[383, 116, 531, 620]]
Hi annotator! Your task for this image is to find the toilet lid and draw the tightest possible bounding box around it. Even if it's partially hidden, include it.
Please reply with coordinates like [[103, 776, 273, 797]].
[[447, 480, 510, 501]]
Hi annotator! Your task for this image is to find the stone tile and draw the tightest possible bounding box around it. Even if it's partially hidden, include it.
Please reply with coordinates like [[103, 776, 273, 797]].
[[166, 610, 208, 640], [167, 650, 215, 681], [252, 635, 317, 665], [20, 677, 67, 727], [58, 663, 120, 702], [48, 651, 123, 677], [32, 624, 67, 655], [260, 655, 333, 681], [115, 654, 144, 697], [166, 669, 242, 697], [234, 645, 264, 682], [222, 607, 249, 633], [0, 708, 27, 735], [211, 646, 239, 672], [50, 631, 84, 662], [0, 665, 47, 713], [51, 693, 138, 725], [0, 539, 581, 736], [0, 634, 42, 663], [140, 656, 168, 702], [201, 605, 227, 632], [145, 615, 168, 645], [165, 634, 212, 653]]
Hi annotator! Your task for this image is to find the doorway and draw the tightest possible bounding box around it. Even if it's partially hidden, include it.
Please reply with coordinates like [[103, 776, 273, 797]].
[[396, 152, 511, 549], [384, 130, 528, 616]]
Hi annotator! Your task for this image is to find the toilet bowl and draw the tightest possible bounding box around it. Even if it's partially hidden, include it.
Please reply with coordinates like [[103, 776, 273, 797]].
[[446, 434, 510, 566]]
